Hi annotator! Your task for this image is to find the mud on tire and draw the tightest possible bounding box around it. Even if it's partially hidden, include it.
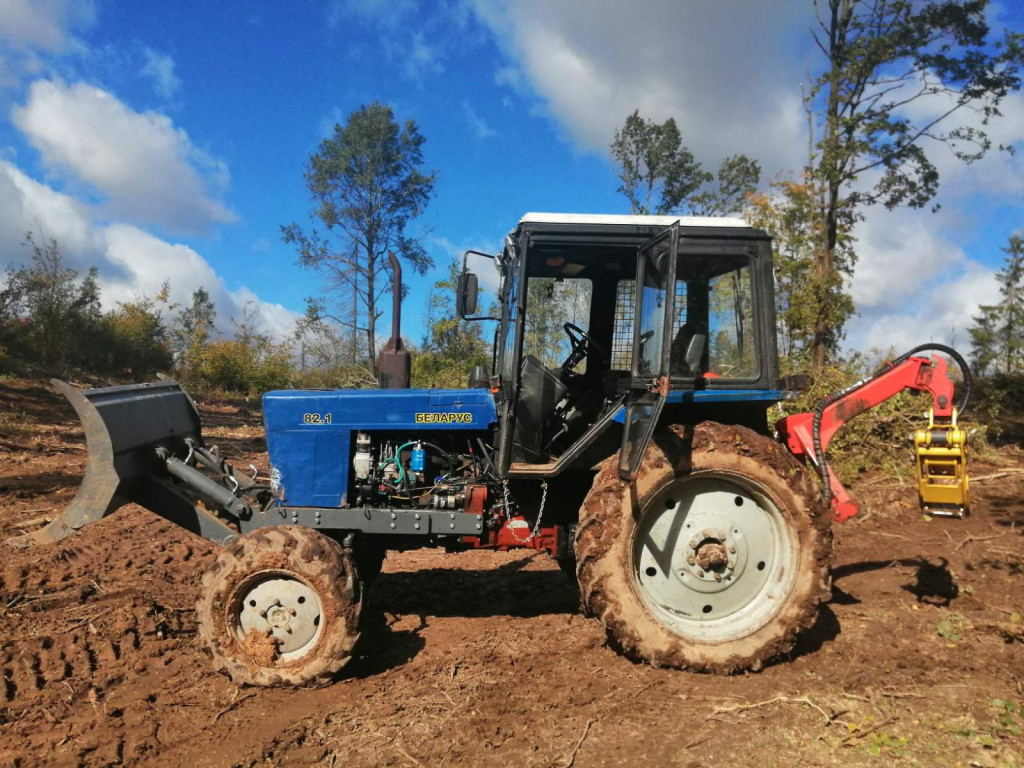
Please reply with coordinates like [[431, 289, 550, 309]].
[[575, 422, 832, 673], [196, 526, 362, 687]]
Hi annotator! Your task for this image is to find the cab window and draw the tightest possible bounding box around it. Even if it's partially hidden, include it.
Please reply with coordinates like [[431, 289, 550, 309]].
[[523, 278, 593, 370]]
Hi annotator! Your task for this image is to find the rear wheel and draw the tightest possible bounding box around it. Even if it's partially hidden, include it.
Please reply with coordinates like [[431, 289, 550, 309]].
[[576, 422, 832, 672], [196, 526, 362, 687]]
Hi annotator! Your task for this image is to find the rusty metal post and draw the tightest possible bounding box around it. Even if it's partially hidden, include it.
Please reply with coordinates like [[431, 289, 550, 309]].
[[378, 251, 411, 389]]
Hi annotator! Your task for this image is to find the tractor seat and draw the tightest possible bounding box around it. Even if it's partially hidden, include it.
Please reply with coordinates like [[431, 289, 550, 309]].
[[670, 321, 707, 377]]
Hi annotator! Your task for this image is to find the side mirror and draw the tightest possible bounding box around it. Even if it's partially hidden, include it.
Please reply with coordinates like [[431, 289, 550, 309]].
[[456, 272, 479, 317]]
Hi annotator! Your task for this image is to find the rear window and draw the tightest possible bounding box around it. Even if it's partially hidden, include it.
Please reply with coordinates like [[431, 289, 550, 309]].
[[612, 255, 758, 380]]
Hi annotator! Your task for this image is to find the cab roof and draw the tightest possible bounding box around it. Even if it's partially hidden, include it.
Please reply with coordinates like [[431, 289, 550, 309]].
[[519, 212, 749, 228]]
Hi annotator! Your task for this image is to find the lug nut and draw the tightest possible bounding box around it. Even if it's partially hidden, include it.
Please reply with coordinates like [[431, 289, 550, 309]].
[[686, 555, 696, 566]]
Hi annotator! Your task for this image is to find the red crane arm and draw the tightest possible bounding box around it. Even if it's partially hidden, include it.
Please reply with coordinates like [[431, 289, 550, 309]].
[[776, 355, 957, 522]]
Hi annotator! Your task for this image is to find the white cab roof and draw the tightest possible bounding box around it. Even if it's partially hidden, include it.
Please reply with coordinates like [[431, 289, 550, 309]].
[[519, 212, 749, 228]]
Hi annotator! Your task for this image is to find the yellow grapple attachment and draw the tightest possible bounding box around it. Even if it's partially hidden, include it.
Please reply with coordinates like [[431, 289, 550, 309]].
[[914, 408, 969, 518]]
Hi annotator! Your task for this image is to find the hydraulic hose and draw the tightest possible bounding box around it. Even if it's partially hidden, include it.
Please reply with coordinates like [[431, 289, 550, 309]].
[[811, 344, 972, 508]]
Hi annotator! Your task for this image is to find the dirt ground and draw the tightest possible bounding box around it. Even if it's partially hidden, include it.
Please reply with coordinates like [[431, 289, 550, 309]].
[[0, 378, 1021, 768]]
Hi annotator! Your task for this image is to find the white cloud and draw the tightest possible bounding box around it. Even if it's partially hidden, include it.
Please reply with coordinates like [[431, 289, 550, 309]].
[[846, 264, 999, 354], [849, 208, 968, 312], [327, 1, 475, 80], [432, 235, 502, 295], [0, 161, 297, 341], [12, 79, 234, 233], [0, 161, 102, 268], [140, 47, 181, 100], [327, 0, 418, 30], [462, 99, 496, 139], [842, 203, 1000, 352], [471, 0, 810, 172], [403, 32, 441, 79], [0, 0, 95, 52]]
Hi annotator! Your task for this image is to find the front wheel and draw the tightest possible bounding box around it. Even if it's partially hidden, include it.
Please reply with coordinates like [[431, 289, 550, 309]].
[[196, 526, 363, 687], [576, 422, 832, 672]]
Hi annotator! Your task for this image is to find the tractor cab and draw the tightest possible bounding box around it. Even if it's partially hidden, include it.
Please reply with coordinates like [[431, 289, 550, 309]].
[[457, 213, 781, 481]]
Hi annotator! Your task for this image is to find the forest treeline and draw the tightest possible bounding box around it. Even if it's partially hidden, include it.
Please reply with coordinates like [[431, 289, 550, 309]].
[[0, 232, 493, 395]]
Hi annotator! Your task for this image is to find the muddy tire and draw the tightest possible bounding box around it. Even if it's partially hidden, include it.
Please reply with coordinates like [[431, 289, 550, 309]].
[[196, 526, 362, 687], [576, 422, 832, 673]]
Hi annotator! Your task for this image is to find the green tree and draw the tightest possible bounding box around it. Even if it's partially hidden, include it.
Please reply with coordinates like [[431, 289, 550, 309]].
[[691, 155, 762, 216], [413, 259, 492, 388], [103, 297, 174, 379], [172, 287, 216, 383], [968, 303, 998, 375], [970, 234, 1024, 375], [808, 0, 1024, 367], [611, 111, 761, 217], [746, 177, 855, 368], [282, 102, 436, 374], [0, 231, 107, 374], [17, 232, 79, 372], [70, 267, 107, 371], [611, 111, 707, 215]]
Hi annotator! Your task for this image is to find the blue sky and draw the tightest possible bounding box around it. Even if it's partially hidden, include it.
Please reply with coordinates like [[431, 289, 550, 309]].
[[0, 0, 1022, 355]]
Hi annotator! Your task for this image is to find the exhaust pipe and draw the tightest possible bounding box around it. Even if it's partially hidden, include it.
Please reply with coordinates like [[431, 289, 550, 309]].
[[377, 251, 411, 389]]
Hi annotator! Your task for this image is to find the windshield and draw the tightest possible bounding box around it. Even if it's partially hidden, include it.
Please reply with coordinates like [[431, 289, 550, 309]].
[[523, 278, 593, 370]]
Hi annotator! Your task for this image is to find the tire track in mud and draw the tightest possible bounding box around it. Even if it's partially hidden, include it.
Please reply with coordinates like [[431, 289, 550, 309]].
[[1, 514, 206, 598], [0, 510, 219, 767], [0, 593, 195, 709], [1, 510, 215, 710]]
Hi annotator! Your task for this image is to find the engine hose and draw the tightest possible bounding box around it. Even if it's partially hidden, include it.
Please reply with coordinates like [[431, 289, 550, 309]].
[[811, 344, 972, 508]]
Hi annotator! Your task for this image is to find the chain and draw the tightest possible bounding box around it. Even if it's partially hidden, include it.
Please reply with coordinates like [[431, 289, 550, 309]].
[[502, 478, 548, 543]]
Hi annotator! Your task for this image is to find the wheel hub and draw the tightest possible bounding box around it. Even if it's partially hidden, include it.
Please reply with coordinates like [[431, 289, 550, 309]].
[[632, 473, 797, 642], [694, 539, 729, 572], [235, 575, 323, 660]]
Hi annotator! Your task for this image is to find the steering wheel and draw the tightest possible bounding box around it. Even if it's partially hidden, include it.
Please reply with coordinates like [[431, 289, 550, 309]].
[[562, 322, 608, 372]]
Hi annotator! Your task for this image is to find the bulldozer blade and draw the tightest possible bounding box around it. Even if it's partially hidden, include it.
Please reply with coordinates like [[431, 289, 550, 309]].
[[7, 378, 235, 549]]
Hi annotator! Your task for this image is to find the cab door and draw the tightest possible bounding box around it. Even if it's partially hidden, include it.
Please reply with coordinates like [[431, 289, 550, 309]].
[[618, 223, 679, 480]]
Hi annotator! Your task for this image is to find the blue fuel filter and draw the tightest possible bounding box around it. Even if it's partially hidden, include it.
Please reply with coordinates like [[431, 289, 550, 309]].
[[410, 444, 426, 473]]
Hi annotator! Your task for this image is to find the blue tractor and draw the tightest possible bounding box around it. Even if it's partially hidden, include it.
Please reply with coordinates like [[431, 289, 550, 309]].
[[17, 214, 971, 686]]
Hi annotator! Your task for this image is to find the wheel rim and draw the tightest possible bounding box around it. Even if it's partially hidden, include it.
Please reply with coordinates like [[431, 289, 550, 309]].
[[232, 571, 324, 662], [631, 472, 797, 643]]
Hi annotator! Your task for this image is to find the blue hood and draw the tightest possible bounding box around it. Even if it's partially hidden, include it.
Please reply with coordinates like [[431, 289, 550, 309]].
[[262, 388, 496, 508]]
